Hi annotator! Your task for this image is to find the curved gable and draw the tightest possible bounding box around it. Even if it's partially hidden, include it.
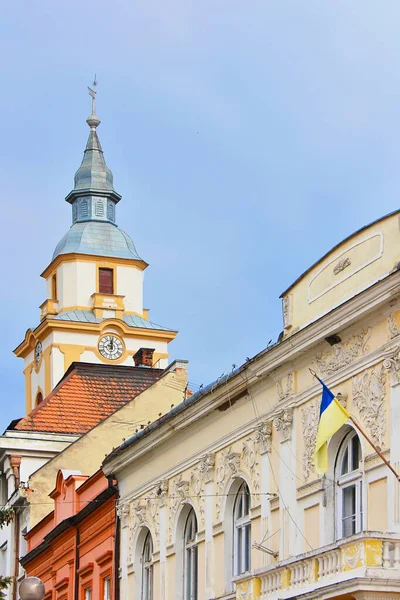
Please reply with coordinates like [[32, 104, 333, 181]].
[[281, 210, 400, 334]]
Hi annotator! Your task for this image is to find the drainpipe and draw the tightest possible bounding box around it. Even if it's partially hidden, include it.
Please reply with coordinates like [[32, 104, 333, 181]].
[[10, 456, 22, 600], [74, 527, 80, 600], [107, 476, 119, 600], [114, 510, 120, 600], [12, 511, 20, 600]]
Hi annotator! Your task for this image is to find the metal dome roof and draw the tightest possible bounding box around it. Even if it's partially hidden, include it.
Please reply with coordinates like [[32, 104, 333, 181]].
[[52, 221, 142, 261]]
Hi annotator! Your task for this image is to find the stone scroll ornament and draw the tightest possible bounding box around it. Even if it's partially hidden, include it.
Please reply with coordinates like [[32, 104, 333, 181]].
[[273, 408, 294, 443], [383, 348, 400, 386]]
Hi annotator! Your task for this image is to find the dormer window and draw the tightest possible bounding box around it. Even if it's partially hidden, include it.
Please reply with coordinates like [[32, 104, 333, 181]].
[[99, 268, 114, 295]]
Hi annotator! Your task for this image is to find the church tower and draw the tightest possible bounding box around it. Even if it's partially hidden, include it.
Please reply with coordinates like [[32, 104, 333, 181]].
[[15, 85, 177, 413]]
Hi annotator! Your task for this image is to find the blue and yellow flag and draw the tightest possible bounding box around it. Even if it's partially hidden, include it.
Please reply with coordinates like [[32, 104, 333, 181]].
[[314, 378, 350, 474]]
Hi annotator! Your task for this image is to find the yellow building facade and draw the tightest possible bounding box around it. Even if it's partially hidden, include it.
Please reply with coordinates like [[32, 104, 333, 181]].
[[103, 210, 400, 600]]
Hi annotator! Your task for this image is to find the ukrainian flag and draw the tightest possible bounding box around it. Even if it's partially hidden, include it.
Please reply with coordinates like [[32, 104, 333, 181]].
[[314, 378, 350, 474]]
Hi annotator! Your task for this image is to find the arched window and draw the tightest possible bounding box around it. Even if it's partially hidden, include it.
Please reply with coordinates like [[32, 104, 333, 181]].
[[35, 391, 43, 406], [184, 508, 198, 600], [233, 482, 251, 575], [141, 531, 153, 600], [336, 431, 362, 538]]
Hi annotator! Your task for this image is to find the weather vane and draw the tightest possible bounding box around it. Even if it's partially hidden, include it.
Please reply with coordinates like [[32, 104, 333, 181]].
[[88, 74, 98, 115]]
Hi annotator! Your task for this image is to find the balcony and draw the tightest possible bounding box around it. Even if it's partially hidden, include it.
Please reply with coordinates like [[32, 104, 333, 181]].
[[39, 299, 59, 320], [91, 293, 125, 319], [235, 532, 400, 600]]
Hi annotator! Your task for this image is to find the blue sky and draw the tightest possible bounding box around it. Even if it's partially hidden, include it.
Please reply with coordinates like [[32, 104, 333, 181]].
[[1, 1, 400, 429]]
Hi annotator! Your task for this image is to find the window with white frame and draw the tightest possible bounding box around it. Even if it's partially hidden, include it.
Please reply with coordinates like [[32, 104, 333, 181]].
[[84, 588, 92, 600], [184, 508, 198, 600], [103, 577, 111, 600], [141, 531, 153, 600], [336, 431, 362, 539], [0, 542, 7, 577], [233, 481, 251, 575]]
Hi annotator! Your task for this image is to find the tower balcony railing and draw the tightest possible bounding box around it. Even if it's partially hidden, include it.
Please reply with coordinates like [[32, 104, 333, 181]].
[[234, 531, 400, 600], [39, 299, 59, 320]]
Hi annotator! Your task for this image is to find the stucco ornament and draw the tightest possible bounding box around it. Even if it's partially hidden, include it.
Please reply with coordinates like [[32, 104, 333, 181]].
[[215, 437, 262, 521], [236, 580, 251, 600], [252, 420, 273, 454], [352, 366, 386, 448], [167, 475, 187, 544], [388, 313, 400, 339], [314, 328, 370, 376], [167, 467, 208, 544], [156, 479, 169, 507], [198, 453, 216, 483], [277, 372, 294, 402], [273, 409, 294, 443], [333, 257, 351, 275], [282, 295, 293, 330], [301, 400, 320, 481], [383, 348, 400, 386], [190, 456, 215, 526], [342, 541, 362, 570], [116, 503, 130, 526]]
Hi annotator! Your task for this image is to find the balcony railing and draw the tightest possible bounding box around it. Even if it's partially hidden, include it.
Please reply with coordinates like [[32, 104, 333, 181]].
[[235, 532, 400, 600]]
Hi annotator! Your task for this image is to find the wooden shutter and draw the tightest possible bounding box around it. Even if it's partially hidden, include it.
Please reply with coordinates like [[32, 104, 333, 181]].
[[99, 268, 114, 294]]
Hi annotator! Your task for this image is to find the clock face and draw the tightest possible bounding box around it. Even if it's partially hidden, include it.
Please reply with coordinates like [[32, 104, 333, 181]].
[[35, 342, 42, 364], [98, 335, 124, 360]]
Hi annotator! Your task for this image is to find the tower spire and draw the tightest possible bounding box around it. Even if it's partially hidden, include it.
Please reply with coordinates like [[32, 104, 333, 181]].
[[64, 81, 121, 221], [86, 75, 101, 130], [88, 75, 98, 114]]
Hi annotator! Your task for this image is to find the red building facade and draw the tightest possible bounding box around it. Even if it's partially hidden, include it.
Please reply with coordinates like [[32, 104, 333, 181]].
[[21, 469, 117, 600]]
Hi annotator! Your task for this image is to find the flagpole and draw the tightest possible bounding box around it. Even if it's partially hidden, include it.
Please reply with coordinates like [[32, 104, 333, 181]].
[[349, 416, 400, 481], [309, 368, 400, 481]]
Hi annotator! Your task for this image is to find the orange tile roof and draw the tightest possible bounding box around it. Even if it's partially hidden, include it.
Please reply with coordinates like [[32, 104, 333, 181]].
[[14, 362, 163, 434]]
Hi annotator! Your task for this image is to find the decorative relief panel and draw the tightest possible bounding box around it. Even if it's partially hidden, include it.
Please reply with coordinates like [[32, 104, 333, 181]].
[[314, 328, 370, 376], [167, 455, 215, 544], [282, 295, 293, 330], [383, 348, 400, 386], [388, 313, 400, 340], [198, 453, 215, 484], [333, 257, 351, 275], [352, 365, 386, 448], [301, 400, 319, 481], [277, 372, 294, 402], [118, 483, 165, 565], [252, 420, 273, 455], [215, 435, 262, 522], [273, 409, 294, 443]]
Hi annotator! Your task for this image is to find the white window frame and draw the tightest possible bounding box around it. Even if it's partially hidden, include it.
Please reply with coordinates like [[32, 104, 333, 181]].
[[84, 588, 92, 600], [336, 431, 363, 539], [103, 577, 111, 600], [184, 509, 198, 600], [233, 481, 251, 576], [141, 531, 153, 600]]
